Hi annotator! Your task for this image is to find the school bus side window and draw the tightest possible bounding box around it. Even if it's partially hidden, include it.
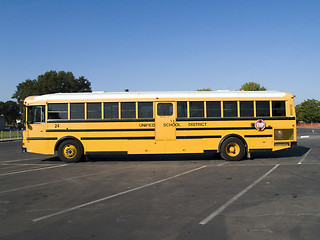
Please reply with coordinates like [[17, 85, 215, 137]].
[[206, 101, 221, 118], [70, 103, 85, 119], [157, 103, 173, 116], [121, 102, 136, 119], [256, 101, 270, 117], [104, 102, 119, 119], [240, 101, 254, 117], [223, 101, 237, 117], [138, 102, 153, 118], [177, 101, 187, 118], [48, 103, 68, 120], [190, 101, 204, 118], [87, 103, 101, 119], [272, 101, 286, 117]]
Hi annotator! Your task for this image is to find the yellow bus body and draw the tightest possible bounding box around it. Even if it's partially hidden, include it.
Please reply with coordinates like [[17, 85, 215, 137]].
[[22, 91, 297, 162]]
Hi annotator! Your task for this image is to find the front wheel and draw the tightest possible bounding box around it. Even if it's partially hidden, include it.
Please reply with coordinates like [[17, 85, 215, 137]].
[[220, 137, 246, 161], [57, 139, 83, 163]]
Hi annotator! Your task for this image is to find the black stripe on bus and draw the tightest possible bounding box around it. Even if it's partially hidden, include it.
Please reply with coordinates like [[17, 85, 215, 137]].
[[81, 137, 155, 140], [176, 135, 222, 139], [47, 118, 155, 123], [244, 135, 273, 138], [177, 127, 272, 131], [176, 117, 295, 121], [46, 128, 155, 132], [27, 137, 58, 141]]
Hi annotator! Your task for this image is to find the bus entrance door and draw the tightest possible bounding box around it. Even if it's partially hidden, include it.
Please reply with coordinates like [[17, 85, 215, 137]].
[[155, 102, 176, 141], [25, 105, 46, 154]]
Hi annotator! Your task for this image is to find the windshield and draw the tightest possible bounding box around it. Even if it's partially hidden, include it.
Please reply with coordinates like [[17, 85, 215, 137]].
[[27, 106, 45, 124]]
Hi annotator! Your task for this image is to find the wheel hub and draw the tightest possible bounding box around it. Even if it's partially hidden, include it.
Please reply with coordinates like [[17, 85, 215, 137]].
[[226, 143, 240, 157], [63, 144, 77, 159]]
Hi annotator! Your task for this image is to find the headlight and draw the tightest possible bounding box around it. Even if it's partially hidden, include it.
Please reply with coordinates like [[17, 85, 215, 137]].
[[276, 130, 283, 138]]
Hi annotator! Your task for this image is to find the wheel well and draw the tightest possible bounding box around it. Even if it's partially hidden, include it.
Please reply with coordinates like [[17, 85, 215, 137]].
[[218, 134, 248, 153], [54, 136, 83, 153]]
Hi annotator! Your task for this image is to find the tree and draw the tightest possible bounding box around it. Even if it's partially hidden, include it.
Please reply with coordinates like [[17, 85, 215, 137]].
[[12, 70, 92, 104], [0, 101, 4, 115], [0, 101, 21, 125], [197, 88, 212, 91], [240, 82, 267, 91], [296, 99, 320, 123]]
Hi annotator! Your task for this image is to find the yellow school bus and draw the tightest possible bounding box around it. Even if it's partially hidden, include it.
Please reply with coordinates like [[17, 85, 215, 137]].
[[22, 91, 297, 163]]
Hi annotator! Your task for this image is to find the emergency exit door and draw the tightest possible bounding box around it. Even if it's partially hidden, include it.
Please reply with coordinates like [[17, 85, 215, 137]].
[[155, 102, 177, 141]]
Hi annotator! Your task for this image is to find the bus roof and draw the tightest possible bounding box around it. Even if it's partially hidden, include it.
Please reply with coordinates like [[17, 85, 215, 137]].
[[24, 91, 292, 104]]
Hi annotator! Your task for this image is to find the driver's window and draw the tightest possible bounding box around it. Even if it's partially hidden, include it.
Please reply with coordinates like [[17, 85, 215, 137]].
[[27, 106, 45, 124]]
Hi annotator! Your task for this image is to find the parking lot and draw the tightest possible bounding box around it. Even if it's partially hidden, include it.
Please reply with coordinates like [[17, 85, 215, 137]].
[[0, 128, 320, 240]]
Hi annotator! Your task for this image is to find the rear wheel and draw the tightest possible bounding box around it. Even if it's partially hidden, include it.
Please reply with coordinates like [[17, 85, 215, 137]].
[[220, 137, 246, 161], [57, 139, 83, 163]]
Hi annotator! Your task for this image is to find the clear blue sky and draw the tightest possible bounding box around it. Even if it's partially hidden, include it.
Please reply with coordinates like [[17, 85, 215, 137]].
[[1, 0, 319, 104]]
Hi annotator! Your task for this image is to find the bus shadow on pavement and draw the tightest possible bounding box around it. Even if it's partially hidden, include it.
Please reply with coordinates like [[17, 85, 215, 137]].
[[84, 152, 219, 162], [249, 145, 310, 160]]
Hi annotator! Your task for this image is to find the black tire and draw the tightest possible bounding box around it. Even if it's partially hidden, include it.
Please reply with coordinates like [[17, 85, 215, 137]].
[[220, 137, 246, 161], [57, 139, 83, 163]]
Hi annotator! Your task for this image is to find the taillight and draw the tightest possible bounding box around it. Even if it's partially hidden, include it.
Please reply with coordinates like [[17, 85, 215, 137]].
[[274, 129, 294, 140]]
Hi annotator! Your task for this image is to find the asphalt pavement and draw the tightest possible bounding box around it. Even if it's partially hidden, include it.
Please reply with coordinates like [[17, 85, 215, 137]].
[[0, 128, 319, 240]]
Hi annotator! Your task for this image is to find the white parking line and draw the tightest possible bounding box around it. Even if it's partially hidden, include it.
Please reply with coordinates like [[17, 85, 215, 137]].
[[0, 164, 68, 176], [300, 135, 310, 139], [298, 149, 311, 165], [217, 162, 228, 166], [1, 163, 57, 166], [199, 164, 280, 225], [33, 165, 208, 222], [0, 171, 110, 194], [0, 157, 51, 163]]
